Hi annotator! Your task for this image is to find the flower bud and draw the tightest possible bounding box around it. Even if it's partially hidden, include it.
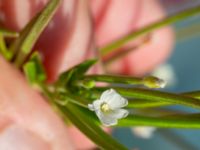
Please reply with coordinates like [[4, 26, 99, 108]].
[[143, 76, 166, 88]]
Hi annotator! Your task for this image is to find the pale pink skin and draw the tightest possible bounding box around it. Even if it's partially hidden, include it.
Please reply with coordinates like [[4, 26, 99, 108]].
[[0, 0, 174, 150]]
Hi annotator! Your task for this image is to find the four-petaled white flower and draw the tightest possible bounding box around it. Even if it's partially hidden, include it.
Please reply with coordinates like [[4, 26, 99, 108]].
[[88, 89, 129, 126]]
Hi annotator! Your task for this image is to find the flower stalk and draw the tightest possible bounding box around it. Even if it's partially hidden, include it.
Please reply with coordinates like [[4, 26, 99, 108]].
[[83, 74, 166, 88], [100, 5, 200, 56]]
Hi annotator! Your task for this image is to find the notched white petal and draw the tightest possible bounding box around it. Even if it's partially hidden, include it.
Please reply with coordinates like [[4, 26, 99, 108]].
[[88, 99, 101, 111], [100, 89, 128, 109], [92, 99, 102, 110], [97, 111, 118, 126], [101, 118, 117, 126], [100, 88, 115, 102], [108, 94, 128, 109], [109, 109, 129, 119]]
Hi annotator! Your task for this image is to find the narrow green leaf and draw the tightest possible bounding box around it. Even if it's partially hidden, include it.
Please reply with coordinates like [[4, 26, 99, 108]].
[[72, 59, 97, 76], [83, 74, 142, 85], [10, 0, 61, 67], [23, 52, 46, 84], [100, 5, 200, 56], [162, 113, 200, 120], [184, 90, 200, 99], [83, 74, 165, 89], [23, 61, 37, 84], [126, 90, 200, 108], [117, 114, 200, 129], [57, 59, 97, 87], [127, 99, 170, 108], [117, 88, 200, 109], [58, 102, 127, 150]]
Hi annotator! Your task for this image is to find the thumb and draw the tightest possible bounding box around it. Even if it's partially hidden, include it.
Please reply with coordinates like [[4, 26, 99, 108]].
[[0, 56, 74, 150]]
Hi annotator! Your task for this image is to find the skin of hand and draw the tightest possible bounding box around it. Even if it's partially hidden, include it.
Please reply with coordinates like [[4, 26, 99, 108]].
[[0, 0, 174, 150]]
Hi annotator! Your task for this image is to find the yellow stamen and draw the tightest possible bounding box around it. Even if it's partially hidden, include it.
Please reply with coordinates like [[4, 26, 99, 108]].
[[101, 103, 111, 112]]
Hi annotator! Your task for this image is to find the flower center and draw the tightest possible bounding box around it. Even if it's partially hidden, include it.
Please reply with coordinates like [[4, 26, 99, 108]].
[[100, 102, 111, 113]]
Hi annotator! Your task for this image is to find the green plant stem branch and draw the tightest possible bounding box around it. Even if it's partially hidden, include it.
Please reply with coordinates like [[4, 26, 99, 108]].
[[83, 74, 143, 85], [100, 5, 200, 56], [134, 108, 186, 117], [117, 114, 200, 128], [128, 91, 200, 108], [184, 90, 200, 98], [127, 91, 200, 108], [104, 35, 151, 65], [128, 99, 171, 108], [162, 113, 200, 119]]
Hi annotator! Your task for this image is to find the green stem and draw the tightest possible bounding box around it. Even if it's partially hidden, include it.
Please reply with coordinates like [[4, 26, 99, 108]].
[[83, 74, 165, 89], [100, 5, 200, 56], [162, 113, 200, 119], [117, 88, 200, 109], [127, 91, 200, 108], [104, 35, 150, 65], [184, 90, 200, 98], [117, 114, 200, 128], [128, 99, 171, 108], [83, 74, 142, 85]]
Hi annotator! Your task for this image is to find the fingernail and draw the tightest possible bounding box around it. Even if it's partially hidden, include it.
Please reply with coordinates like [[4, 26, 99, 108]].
[[0, 125, 51, 150]]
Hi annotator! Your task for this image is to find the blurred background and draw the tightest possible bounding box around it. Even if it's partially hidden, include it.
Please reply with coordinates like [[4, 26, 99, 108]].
[[113, 0, 200, 149]]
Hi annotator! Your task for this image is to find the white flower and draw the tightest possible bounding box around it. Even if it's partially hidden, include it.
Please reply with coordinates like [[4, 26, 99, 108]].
[[88, 89, 129, 126], [132, 126, 156, 139]]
